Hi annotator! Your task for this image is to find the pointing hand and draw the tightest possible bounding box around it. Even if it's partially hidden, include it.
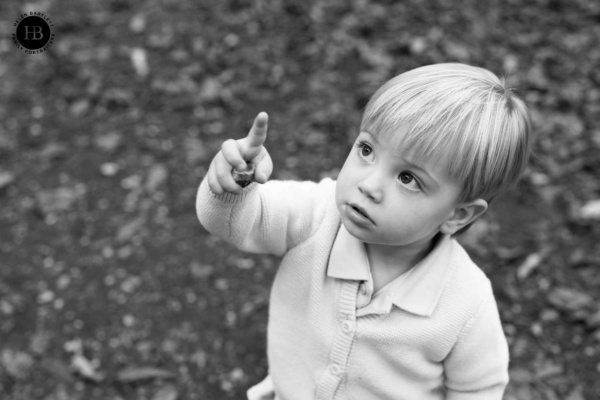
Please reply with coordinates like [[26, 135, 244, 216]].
[[207, 112, 273, 195]]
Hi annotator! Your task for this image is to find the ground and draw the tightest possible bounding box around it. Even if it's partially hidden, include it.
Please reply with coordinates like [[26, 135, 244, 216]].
[[0, 0, 599, 399]]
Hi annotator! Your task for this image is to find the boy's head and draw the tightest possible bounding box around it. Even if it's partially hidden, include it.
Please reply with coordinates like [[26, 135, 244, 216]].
[[362, 63, 532, 206], [335, 63, 532, 243]]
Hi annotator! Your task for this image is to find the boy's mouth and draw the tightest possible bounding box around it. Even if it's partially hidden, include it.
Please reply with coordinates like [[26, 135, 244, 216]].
[[348, 203, 373, 223]]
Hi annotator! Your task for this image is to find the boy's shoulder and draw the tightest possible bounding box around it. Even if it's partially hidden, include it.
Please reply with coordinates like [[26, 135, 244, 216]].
[[449, 240, 490, 280], [444, 239, 496, 308]]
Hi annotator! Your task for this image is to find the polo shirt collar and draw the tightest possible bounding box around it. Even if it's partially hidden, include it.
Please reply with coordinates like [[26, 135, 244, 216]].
[[327, 225, 455, 317]]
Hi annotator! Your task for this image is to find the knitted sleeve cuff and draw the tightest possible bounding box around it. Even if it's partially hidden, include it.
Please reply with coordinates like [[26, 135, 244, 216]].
[[205, 180, 259, 204]]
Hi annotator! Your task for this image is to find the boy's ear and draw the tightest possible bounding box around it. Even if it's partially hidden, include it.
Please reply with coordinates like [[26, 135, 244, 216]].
[[440, 199, 488, 235]]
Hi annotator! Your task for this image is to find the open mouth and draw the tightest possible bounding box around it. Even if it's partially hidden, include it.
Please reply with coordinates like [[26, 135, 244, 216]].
[[348, 203, 373, 224], [352, 206, 369, 219]]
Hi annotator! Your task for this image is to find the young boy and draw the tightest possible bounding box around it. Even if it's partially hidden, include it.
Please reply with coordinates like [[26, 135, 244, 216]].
[[197, 63, 532, 400]]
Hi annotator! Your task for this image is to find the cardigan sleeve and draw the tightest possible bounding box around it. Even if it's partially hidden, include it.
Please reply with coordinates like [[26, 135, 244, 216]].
[[443, 289, 510, 400], [196, 176, 335, 257]]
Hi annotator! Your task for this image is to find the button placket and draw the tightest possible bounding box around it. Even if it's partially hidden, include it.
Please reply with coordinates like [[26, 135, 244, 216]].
[[342, 319, 355, 334], [329, 363, 343, 376], [315, 281, 357, 400]]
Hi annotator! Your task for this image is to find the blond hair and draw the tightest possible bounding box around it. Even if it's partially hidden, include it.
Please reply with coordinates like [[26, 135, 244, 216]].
[[362, 63, 532, 207]]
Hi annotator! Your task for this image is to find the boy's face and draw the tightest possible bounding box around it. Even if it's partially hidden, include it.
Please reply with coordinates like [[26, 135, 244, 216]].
[[335, 130, 464, 249]]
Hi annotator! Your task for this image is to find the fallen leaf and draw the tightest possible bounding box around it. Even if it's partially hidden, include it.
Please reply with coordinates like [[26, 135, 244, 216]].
[[494, 246, 524, 260], [535, 362, 563, 380], [116, 366, 176, 383], [228, 367, 245, 382], [509, 367, 534, 383], [0, 299, 15, 315], [40, 358, 75, 382], [131, 47, 149, 77], [233, 257, 255, 270], [540, 308, 560, 322], [503, 54, 519, 73], [146, 164, 168, 192], [547, 287, 594, 313], [100, 162, 120, 177], [153, 384, 178, 400], [356, 42, 394, 69], [116, 217, 145, 242], [565, 385, 585, 400], [190, 350, 207, 368], [47, 385, 72, 400], [527, 63, 549, 89], [64, 339, 83, 353], [579, 199, 600, 220], [184, 137, 209, 165], [585, 309, 600, 328], [129, 14, 146, 33], [71, 353, 104, 382], [39, 143, 68, 160], [540, 386, 561, 400], [0, 170, 14, 190], [503, 383, 536, 400], [69, 99, 90, 118], [510, 336, 531, 358], [103, 88, 134, 106], [30, 331, 51, 355], [0, 349, 33, 380], [517, 253, 544, 280], [37, 186, 85, 214], [443, 41, 471, 61], [199, 77, 222, 102], [94, 131, 123, 152], [409, 37, 427, 55]]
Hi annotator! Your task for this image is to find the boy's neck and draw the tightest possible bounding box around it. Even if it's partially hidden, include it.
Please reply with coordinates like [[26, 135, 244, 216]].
[[365, 235, 438, 292]]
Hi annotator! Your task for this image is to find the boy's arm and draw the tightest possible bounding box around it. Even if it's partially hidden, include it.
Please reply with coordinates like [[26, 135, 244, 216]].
[[443, 291, 510, 400], [195, 112, 335, 256], [197, 176, 335, 256]]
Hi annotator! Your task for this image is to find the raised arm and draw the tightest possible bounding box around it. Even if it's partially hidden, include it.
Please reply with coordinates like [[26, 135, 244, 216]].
[[197, 113, 335, 256]]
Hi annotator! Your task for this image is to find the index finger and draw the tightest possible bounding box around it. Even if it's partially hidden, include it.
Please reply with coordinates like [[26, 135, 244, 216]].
[[246, 112, 269, 149]]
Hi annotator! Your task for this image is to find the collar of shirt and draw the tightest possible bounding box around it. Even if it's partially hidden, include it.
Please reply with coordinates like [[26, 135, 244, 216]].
[[327, 224, 456, 317]]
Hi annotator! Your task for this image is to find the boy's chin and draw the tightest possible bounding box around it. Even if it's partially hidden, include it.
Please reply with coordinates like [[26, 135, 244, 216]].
[[340, 219, 377, 243]]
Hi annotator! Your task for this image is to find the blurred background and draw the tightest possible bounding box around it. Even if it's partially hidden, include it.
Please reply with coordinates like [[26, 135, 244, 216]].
[[0, 0, 599, 399]]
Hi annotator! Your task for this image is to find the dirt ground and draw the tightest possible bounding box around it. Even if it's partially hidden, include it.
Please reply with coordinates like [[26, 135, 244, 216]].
[[1, 0, 599, 399]]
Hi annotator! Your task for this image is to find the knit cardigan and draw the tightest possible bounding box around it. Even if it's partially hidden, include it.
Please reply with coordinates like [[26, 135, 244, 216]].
[[196, 177, 509, 400]]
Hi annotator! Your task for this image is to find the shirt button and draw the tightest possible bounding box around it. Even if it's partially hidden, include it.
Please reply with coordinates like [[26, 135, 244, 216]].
[[342, 320, 354, 334], [329, 363, 343, 376], [359, 282, 367, 295]]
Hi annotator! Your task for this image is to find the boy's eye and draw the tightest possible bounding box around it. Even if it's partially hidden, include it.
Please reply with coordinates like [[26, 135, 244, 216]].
[[355, 140, 374, 161], [398, 172, 420, 192]]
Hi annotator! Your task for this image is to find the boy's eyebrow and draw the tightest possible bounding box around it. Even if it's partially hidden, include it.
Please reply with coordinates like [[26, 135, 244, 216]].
[[400, 159, 438, 185], [362, 131, 439, 186], [363, 131, 378, 143]]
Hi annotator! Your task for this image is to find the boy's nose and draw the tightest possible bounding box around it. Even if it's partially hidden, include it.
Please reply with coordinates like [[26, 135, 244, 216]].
[[358, 174, 384, 203]]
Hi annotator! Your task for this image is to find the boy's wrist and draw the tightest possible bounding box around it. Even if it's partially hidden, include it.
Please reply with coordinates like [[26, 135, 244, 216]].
[[204, 177, 258, 204]]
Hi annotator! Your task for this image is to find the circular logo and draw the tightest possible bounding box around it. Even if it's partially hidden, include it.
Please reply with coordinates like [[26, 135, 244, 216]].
[[13, 13, 55, 54]]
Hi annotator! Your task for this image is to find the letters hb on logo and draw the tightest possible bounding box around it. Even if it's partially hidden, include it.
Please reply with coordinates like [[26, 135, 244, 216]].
[[23, 25, 45, 40], [15, 16, 52, 51]]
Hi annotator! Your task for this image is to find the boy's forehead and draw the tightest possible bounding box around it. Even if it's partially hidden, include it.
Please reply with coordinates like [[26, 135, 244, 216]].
[[358, 130, 413, 157], [358, 131, 419, 162], [357, 130, 458, 182]]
